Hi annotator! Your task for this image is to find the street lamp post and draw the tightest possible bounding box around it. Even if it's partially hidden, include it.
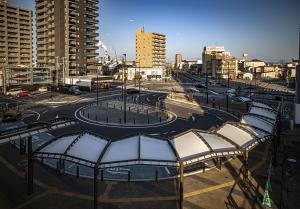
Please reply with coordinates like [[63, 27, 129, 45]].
[[226, 61, 230, 112], [138, 59, 141, 100], [206, 62, 209, 104], [96, 68, 99, 105], [134, 61, 136, 87], [123, 54, 127, 124]]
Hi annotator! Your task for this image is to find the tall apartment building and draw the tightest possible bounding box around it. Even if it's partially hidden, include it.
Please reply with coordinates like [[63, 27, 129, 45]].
[[36, 0, 99, 81], [202, 46, 238, 80], [0, 0, 9, 5], [135, 28, 166, 68], [175, 54, 182, 69], [0, 3, 33, 67]]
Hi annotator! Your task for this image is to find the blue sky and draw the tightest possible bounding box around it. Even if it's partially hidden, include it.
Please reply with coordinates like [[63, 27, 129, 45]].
[[11, 0, 300, 63]]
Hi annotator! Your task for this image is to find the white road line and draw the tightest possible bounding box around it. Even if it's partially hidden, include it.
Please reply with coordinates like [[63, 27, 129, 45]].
[[25, 110, 40, 120]]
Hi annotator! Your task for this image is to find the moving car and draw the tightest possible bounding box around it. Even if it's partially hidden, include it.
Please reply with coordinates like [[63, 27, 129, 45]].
[[194, 84, 206, 89], [126, 88, 139, 94], [70, 86, 81, 95]]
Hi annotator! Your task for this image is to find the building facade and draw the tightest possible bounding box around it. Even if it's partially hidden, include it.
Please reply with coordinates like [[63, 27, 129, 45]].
[[202, 46, 238, 80], [35, 0, 99, 82], [0, 0, 9, 5], [0, 3, 33, 67], [135, 28, 166, 68], [1, 67, 52, 91], [175, 54, 182, 69]]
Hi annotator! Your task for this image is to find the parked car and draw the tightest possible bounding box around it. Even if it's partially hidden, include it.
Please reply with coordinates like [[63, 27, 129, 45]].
[[2, 110, 22, 122], [126, 88, 139, 94], [70, 86, 81, 95], [16, 91, 30, 97], [38, 86, 48, 92], [6, 88, 22, 96]]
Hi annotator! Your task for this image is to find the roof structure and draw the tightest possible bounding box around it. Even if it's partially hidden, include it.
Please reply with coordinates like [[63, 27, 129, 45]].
[[33, 102, 279, 169]]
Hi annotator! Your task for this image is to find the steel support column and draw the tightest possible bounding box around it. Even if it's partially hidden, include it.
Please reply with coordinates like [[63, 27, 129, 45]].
[[179, 161, 184, 209], [243, 152, 249, 189], [94, 167, 98, 209], [27, 136, 33, 195]]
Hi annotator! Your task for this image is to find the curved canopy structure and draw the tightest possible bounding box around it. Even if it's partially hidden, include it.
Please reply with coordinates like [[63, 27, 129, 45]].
[[33, 101, 279, 169]]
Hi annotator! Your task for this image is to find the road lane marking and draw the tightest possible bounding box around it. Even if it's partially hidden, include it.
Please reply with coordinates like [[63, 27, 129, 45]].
[[25, 110, 40, 120]]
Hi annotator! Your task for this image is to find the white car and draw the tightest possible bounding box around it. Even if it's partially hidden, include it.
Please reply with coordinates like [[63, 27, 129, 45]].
[[6, 88, 22, 96], [38, 86, 48, 92]]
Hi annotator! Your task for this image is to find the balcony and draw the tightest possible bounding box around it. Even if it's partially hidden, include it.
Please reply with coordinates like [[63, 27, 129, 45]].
[[69, 34, 77, 39], [36, 1, 47, 8], [87, 65, 97, 70], [69, 49, 77, 54], [86, 31, 98, 37], [86, 18, 98, 23], [86, 45, 97, 49], [69, 55, 76, 60]]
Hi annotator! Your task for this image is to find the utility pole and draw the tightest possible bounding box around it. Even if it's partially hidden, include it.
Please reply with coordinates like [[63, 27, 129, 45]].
[[295, 27, 300, 124], [62, 57, 65, 86], [123, 54, 127, 124]]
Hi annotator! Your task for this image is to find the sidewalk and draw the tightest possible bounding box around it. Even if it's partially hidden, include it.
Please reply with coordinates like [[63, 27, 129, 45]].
[[280, 125, 300, 209]]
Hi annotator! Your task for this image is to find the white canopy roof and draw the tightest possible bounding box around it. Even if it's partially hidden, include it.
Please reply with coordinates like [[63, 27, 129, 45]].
[[249, 106, 277, 121], [34, 102, 278, 168], [241, 115, 273, 134]]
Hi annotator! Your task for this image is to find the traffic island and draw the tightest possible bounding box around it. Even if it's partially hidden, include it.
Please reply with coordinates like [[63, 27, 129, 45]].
[[76, 99, 177, 128]]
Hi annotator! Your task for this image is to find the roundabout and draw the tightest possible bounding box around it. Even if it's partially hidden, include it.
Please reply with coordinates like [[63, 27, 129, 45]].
[[75, 96, 177, 128]]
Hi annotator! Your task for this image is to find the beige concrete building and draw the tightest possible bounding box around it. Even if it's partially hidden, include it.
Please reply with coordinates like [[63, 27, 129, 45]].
[[0, 3, 33, 67], [135, 28, 166, 68], [36, 0, 99, 82], [202, 46, 238, 80], [175, 54, 182, 69], [0, 0, 9, 5]]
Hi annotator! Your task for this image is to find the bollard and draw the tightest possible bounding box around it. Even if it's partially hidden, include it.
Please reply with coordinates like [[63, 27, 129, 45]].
[[134, 119, 135, 124], [160, 117, 162, 122], [41, 158, 44, 165], [119, 118, 121, 124], [13, 140, 16, 148], [107, 103, 108, 108], [290, 120, 294, 130], [155, 170, 158, 181], [128, 171, 131, 182], [96, 115, 98, 121], [56, 161, 59, 172], [148, 118, 150, 124], [76, 166, 79, 178], [106, 117, 108, 123], [147, 109, 148, 115], [121, 106, 122, 111], [88, 113, 90, 119], [101, 170, 104, 181], [114, 104, 115, 109], [202, 162, 205, 173]]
